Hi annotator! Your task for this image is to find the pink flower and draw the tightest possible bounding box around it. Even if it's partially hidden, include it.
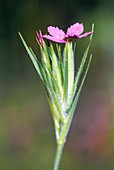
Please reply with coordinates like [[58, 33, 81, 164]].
[[36, 30, 43, 46], [43, 23, 93, 43]]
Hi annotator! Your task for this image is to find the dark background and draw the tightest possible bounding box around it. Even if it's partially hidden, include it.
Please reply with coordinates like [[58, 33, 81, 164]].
[[0, 0, 114, 169]]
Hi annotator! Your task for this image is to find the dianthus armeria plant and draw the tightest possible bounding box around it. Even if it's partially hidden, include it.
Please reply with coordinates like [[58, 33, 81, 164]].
[[19, 22, 94, 170]]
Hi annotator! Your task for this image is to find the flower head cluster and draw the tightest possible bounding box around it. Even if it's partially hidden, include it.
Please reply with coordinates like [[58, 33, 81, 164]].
[[37, 23, 92, 44], [20, 21, 94, 170]]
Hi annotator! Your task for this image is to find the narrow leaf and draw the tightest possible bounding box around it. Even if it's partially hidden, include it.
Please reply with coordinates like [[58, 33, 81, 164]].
[[68, 25, 94, 109], [19, 32, 42, 79], [50, 44, 63, 97], [41, 66, 64, 121], [56, 44, 64, 83], [63, 44, 68, 103], [58, 55, 92, 144], [67, 43, 74, 104], [68, 54, 92, 115]]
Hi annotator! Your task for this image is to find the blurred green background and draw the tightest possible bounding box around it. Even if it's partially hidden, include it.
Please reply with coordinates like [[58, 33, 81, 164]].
[[0, 0, 114, 169]]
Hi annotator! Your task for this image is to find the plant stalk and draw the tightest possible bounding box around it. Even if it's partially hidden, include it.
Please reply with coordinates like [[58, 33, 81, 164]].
[[53, 143, 64, 170], [53, 110, 74, 170]]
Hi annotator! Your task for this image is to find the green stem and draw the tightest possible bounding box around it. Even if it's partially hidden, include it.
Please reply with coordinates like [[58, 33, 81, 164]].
[[53, 109, 75, 170], [53, 113, 73, 170], [53, 143, 64, 170]]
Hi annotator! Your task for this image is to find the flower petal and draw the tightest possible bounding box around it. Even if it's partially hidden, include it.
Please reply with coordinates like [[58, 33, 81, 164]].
[[47, 26, 66, 39], [66, 23, 84, 36], [43, 35, 66, 43], [77, 32, 93, 39]]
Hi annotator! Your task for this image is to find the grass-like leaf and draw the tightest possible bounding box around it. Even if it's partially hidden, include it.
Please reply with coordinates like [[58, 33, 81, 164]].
[[58, 54, 92, 144], [49, 44, 63, 96], [69, 54, 92, 115], [67, 43, 74, 104], [56, 44, 64, 84], [63, 44, 68, 104], [18, 32, 43, 80], [40, 42, 51, 71], [68, 24, 94, 110]]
